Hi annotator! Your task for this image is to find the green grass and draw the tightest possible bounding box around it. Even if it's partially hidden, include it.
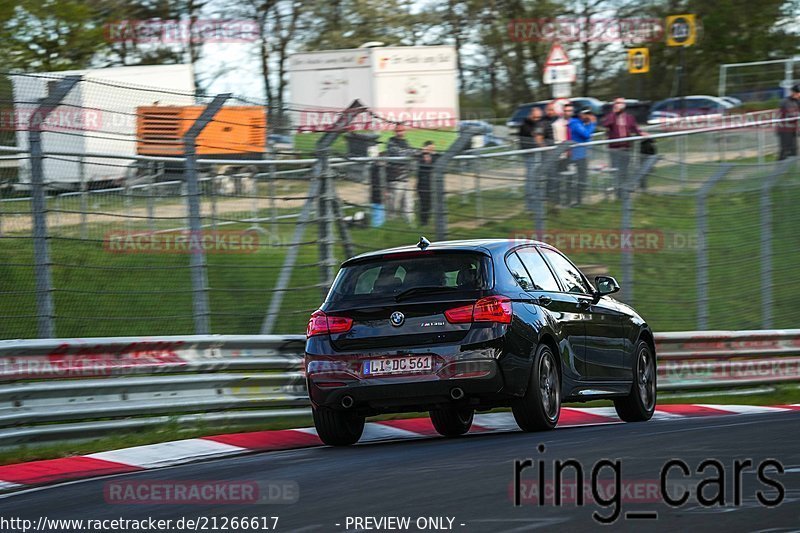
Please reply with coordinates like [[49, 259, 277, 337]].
[[293, 129, 458, 155], [2, 158, 799, 337]]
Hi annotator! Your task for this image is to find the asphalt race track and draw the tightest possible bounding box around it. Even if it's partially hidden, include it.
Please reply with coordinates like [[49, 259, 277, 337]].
[[1, 412, 798, 532]]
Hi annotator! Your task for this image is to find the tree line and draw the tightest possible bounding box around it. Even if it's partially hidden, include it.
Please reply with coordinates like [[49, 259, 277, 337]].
[[1, 0, 798, 115]]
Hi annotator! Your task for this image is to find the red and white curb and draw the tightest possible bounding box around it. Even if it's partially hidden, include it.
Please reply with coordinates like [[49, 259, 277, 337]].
[[0, 404, 797, 493]]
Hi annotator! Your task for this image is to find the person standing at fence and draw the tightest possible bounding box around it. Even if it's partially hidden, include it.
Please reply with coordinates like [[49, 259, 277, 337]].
[[416, 141, 438, 226], [602, 97, 645, 198], [386, 124, 415, 223], [546, 102, 568, 206], [777, 84, 800, 160], [568, 108, 597, 206], [519, 106, 549, 212], [370, 151, 387, 228]]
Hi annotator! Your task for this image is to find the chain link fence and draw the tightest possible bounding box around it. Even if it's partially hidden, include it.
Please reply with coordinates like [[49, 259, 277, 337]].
[[1, 72, 798, 339]]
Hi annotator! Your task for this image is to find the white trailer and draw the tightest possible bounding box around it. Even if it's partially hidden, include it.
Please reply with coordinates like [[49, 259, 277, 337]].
[[288, 45, 459, 132], [11, 64, 195, 188]]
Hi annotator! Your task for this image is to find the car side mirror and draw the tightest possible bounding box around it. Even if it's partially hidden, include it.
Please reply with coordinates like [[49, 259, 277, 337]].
[[594, 275, 620, 299]]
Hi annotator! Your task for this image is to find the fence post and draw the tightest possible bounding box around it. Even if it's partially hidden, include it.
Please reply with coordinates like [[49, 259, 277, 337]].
[[760, 160, 792, 329], [679, 134, 687, 184], [474, 155, 483, 221], [28, 75, 80, 338], [269, 147, 277, 236], [696, 165, 731, 330], [147, 171, 155, 232], [433, 126, 482, 241], [79, 156, 88, 239], [619, 153, 662, 306], [260, 100, 366, 334], [317, 147, 335, 299], [184, 93, 231, 334]]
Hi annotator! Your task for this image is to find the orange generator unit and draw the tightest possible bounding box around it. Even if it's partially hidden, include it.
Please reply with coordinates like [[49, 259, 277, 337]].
[[136, 106, 266, 158]]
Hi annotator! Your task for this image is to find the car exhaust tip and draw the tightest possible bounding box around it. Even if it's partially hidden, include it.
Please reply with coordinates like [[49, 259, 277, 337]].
[[341, 395, 354, 409], [450, 387, 465, 400]]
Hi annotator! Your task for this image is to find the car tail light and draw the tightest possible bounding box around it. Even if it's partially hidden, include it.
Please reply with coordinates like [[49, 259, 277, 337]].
[[306, 310, 353, 337], [445, 296, 512, 324]]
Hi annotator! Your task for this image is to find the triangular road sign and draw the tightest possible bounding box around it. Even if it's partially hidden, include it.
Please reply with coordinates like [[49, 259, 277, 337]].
[[544, 43, 571, 67]]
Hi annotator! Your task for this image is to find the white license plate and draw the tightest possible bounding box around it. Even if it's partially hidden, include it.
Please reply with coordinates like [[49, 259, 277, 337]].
[[363, 356, 433, 376]]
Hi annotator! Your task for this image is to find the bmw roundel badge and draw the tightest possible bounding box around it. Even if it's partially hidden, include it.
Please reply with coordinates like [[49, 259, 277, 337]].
[[390, 311, 405, 327]]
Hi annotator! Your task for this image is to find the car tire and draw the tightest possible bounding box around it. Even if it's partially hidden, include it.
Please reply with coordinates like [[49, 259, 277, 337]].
[[312, 406, 365, 446], [614, 340, 656, 422], [429, 407, 474, 437], [512, 343, 560, 431]]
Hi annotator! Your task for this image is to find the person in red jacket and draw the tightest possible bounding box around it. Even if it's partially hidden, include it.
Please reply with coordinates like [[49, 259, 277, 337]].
[[602, 97, 646, 198]]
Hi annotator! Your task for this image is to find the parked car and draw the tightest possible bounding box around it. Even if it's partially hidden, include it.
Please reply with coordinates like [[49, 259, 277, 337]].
[[506, 97, 605, 131], [305, 238, 657, 445], [506, 101, 549, 130], [459, 120, 503, 147], [646, 95, 739, 125]]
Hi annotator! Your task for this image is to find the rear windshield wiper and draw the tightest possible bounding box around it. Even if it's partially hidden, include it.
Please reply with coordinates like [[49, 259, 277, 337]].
[[395, 286, 459, 302]]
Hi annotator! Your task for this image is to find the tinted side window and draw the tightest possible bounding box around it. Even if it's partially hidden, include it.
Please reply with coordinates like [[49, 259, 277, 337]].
[[539, 248, 592, 294], [505, 252, 533, 290], [516, 248, 560, 292]]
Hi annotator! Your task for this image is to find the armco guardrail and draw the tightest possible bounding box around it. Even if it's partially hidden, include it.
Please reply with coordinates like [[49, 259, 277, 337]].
[[1, 330, 798, 446]]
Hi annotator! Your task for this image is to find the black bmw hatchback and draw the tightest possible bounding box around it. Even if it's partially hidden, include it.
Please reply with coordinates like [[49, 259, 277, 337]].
[[305, 238, 656, 445]]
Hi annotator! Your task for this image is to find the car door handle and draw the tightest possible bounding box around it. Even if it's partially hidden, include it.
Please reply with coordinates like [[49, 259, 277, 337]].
[[537, 296, 552, 307], [577, 299, 592, 309]]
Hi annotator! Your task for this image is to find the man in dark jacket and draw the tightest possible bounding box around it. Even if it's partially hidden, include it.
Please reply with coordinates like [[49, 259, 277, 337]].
[[519, 106, 550, 212], [386, 124, 415, 222], [417, 141, 438, 226], [602, 97, 646, 198], [777, 84, 800, 160]]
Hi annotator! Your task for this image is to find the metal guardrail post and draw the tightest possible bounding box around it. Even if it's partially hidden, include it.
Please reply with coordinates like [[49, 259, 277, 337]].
[[760, 160, 792, 329], [28, 75, 81, 338], [696, 165, 732, 330], [184, 93, 231, 334]]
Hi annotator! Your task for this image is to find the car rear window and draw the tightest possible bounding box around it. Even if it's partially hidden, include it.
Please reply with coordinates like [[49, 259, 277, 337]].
[[328, 252, 493, 303]]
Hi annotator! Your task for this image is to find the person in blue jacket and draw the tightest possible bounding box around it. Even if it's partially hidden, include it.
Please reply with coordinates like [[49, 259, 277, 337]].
[[567, 108, 596, 206]]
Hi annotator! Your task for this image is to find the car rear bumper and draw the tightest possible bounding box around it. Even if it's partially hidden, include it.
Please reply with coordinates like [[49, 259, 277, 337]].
[[307, 369, 504, 414], [305, 349, 506, 413]]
